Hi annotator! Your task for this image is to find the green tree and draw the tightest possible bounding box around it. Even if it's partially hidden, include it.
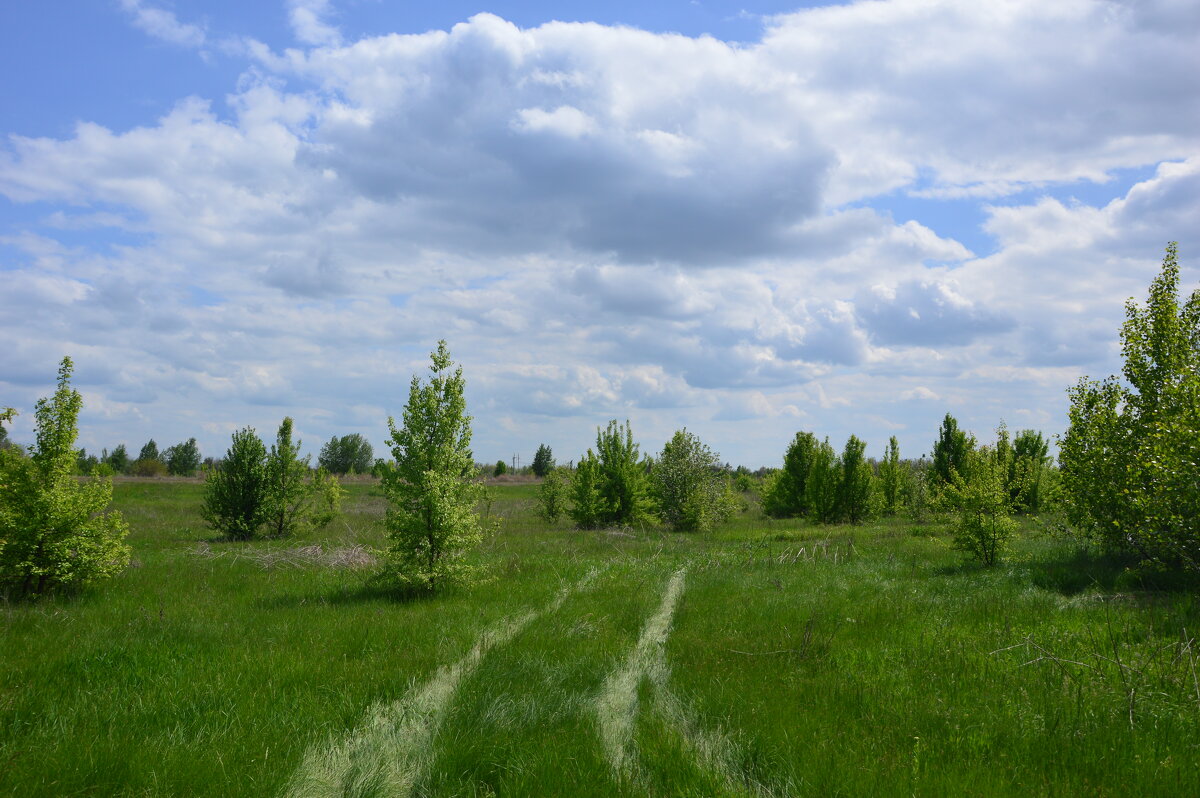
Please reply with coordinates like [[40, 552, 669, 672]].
[[806, 438, 840, 524], [931, 413, 974, 489], [380, 341, 486, 592], [532, 443, 555, 478], [318, 433, 374, 475], [762, 431, 817, 518], [568, 453, 605, 529], [537, 466, 569, 523], [1060, 243, 1200, 570], [201, 428, 269, 540], [593, 419, 652, 527], [137, 440, 160, 463], [264, 417, 344, 538], [651, 428, 737, 533], [105, 443, 130, 474], [835, 434, 874, 524], [494, 459, 507, 476], [877, 436, 903, 516], [165, 438, 202, 476], [943, 447, 1017, 567], [0, 359, 130, 598]]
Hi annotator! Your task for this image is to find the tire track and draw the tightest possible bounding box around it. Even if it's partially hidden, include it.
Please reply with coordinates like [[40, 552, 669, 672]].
[[284, 570, 597, 798]]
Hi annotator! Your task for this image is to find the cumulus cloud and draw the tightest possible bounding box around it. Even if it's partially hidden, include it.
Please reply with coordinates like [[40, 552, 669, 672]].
[[1, 1, 1197, 465]]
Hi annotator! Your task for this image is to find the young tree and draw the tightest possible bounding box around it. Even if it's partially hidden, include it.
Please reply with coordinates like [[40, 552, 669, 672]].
[[201, 428, 269, 540], [1010, 429, 1053, 513], [137, 440, 161, 463], [651, 429, 737, 533], [318, 434, 374, 475], [532, 444, 555, 478], [568, 453, 605, 529], [165, 438, 202, 476], [762, 431, 818, 518], [380, 341, 486, 592], [877, 436, 903, 516], [943, 447, 1017, 567], [835, 434, 874, 524], [1060, 243, 1200, 570], [263, 417, 343, 538], [593, 419, 653, 526], [806, 438, 840, 524], [0, 359, 130, 598], [537, 466, 569, 523], [105, 443, 130, 474], [930, 413, 974, 489], [494, 459, 508, 476]]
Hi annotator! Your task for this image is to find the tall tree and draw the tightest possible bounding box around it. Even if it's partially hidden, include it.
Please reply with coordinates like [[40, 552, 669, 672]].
[[877, 436, 903, 516], [1060, 243, 1200, 570], [931, 413, 974, 488], [137, 440, 161, 463], [165, 438, 202, 476], [762, 431, 818, 519], [380, 341, 486, 592]]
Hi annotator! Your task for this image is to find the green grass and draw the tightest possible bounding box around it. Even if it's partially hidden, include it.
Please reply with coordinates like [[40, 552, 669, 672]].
[[3, 480, 1199, 795]]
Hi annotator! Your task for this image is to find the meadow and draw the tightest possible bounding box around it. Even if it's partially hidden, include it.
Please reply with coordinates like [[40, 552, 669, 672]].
[[2, 478, 1199, 796]]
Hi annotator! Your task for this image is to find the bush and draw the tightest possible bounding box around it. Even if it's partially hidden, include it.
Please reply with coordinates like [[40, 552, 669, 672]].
[[651, 429, 737, 533], [379, 341, 487, 592], [1060, 242, 1200, 571], [201, 428, 269, 540], [129, 458, 169, 477], [0, 359, 130, 598], [568, 454, 605, 529]]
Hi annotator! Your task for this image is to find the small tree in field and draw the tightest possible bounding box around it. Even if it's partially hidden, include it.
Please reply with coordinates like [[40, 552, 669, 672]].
[[931, 413, 974, 490], [537, 466, 569, 523], [0, 359, 130, 598], [944, 447, 1017, 567], [201, 428, 269, 540], [532, 444, 555, 478], [568, 453, 605, 529], [835, 434, 874, 524], [763, 431, 818, 518], [264, 417, 344, 538], [652, 428, 737, 533], [593, 419, 653, 526], [494, 459, 507, 476], [877, 436, 903, 516], [380, 341, 486, 592], [165, 438, 201, 476]]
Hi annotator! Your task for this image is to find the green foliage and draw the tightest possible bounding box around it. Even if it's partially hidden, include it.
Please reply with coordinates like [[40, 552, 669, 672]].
[[878, 436, 903, 516], [137, 440, 161, 463], [733, 471, 755, 493], [201, 428, 269, 541], [931, 413, 974, 489], [651, 428, 737, 533], [380, 341, 486, 592], [75, 448, 99, 475], [806, 438, 840, 524], [531, 443, 555, 478], [494, 459, 507, 476], [943, 447, 1017, 566], [835, 434, 874, 524], [588, 419, 653, 527], [105, 443, 130, 474], [567, 453, 605, 529], [165, 438, 201, 476], [0, 359, 130, 598], [536, 466, 569, 523], [1060, 243, 1200, 571], [762, 431, 817, 518], [264, 417, 344, 538], [128, 457, 168, 477], [318, 433, 374, 475]]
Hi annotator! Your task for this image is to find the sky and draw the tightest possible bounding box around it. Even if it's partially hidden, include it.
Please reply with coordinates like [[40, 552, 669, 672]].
[[1, 0, 1198, 469]]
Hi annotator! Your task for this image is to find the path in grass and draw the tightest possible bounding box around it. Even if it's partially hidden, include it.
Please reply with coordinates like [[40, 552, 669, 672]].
[[594, 567, 768, 796], [283, 570, 599, 798]]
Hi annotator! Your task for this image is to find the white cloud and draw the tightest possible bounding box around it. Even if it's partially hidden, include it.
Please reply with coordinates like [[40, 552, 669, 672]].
[[119, 0, 206, 48], [288, 0, 342, 47]]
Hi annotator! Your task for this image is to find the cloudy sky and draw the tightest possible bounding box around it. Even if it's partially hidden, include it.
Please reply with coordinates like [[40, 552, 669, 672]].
[[2, 0, 1197, 469]]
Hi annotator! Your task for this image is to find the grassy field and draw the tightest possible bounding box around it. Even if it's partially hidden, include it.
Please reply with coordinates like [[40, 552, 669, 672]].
[[3, 479, 1199, 796]]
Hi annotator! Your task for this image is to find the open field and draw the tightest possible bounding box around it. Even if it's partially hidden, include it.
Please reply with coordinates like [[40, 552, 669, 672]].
[[3, 481, 1200, 796]]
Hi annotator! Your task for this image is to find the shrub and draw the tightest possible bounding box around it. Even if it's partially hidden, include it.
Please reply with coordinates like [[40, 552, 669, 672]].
[[1060, 242, 1200, 571], [531, 444, 555, 477], [651, 428, 737, 533], [0, 359, 130, 598], [592, 420, 653, 527], [494, 459, 507, 476], [568, 453, 606, 529], [201, 428, 269, 540], [129, 458, 168, 477], [379, 341, 486, 592]]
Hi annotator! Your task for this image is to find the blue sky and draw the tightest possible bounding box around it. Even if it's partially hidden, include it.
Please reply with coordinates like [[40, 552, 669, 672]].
[[2, 0, 1198, 468]]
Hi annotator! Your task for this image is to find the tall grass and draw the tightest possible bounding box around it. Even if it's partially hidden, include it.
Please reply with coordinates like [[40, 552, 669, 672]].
[[1, 481, 1197, 795]]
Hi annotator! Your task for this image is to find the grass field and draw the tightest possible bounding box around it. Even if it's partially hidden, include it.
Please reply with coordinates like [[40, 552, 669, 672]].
[[3, 479, 1199, 796]]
